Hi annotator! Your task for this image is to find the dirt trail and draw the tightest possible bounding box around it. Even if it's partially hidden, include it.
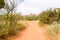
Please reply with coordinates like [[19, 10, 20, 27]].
[[8, 21, 50, 40]]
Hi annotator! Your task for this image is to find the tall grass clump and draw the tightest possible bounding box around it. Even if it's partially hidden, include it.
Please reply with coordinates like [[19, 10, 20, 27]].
[[46, 22, 60, 40], [0, 13, 26, 40]]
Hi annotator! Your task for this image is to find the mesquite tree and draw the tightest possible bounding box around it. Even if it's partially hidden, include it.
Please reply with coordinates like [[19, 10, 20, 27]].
[[4, 0, 24, 26]]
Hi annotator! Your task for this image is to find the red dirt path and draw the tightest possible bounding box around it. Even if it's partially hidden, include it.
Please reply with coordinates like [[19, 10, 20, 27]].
[[8, 21, 50, 40]]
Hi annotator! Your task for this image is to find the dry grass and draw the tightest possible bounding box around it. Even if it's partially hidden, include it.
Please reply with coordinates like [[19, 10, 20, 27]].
[[46, 22, 60, 40]]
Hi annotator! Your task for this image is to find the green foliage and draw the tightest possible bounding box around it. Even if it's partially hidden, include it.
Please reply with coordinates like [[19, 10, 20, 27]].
[[39, 8, 60, 25], [0, 0, 5, 9], [46, 22, 60, 40], [0, 0, 26, 40], [24, 15, 38, 21], [0, 13, 26, 40]]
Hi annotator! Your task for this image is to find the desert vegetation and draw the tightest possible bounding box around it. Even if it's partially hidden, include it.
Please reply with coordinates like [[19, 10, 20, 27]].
[[46, 22, 60, 40], [0, 13, 26, 40], [39, 8, 60, 40], [0, 0, 26, 40], [39, 8, 60, 24], [0, 0, 5, 9], [1, 0, 60, 40], [24, 13, 39, 21]]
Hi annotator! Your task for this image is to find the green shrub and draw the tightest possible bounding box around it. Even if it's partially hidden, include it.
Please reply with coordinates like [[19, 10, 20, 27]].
[[24, 15, 38, 21], [39, 8, 60, 25], [0, 0, 5, 9], [0, 13, 26, 40]]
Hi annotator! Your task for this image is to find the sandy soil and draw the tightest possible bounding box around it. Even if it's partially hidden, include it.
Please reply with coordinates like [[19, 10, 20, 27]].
[[8, 21, 50, 40]]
